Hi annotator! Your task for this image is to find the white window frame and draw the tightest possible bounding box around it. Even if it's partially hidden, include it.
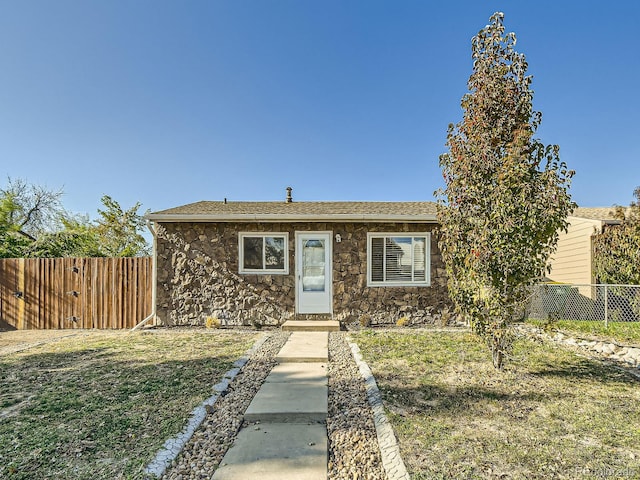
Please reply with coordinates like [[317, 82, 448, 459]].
[[367, 232, 431, 287], [239, 232, 289, 274]]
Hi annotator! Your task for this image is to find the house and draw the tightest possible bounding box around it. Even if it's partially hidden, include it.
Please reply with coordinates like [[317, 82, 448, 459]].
[[546, 207, 621, 296], [146, 190, 450, 327]]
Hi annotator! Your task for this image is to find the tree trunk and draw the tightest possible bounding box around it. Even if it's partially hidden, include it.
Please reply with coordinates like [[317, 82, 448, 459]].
[[492, 343, 504, 370]]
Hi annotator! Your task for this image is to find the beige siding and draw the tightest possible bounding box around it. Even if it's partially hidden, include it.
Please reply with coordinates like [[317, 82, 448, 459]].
[[547, 217, 603, 296]]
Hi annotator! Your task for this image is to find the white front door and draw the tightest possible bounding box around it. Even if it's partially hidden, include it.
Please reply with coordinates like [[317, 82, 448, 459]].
[[296, 232, 332, 314]]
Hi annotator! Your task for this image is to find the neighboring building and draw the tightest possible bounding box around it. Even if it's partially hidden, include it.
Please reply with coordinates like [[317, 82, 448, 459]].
[[146, 192, 450, 327], [547, 207, 621, 295]]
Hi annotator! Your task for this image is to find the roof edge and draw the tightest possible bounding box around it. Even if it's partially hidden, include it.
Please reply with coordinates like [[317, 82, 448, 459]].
[[146, 213, 439, 223], [567, 215, 622, 225]]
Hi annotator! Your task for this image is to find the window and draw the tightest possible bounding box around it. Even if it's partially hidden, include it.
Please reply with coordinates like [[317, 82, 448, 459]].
[[239, 233, 289, 274], [367, 233, 430, 286]]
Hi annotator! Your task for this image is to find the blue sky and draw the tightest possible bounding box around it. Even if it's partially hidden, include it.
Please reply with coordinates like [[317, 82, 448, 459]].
[[0, 1, 638, 218]]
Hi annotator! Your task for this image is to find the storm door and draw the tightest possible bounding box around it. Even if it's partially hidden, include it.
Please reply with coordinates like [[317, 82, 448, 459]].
[[295, 232, 332, 314]]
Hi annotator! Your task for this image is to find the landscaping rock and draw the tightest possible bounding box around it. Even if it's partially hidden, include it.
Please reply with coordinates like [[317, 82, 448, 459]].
[[156, 330, 393, 479], [327, 333, 386, 480], [160, 332, 289, 480], [519, 324, 640, 372], [155, 222, 451, 328]]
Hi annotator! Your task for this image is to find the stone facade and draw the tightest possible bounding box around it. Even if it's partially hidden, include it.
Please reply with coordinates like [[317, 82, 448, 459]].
[[155, 221, 450, 327]]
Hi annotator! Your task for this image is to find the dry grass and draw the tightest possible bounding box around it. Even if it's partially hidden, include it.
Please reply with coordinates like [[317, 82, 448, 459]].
[[0, 329, 259, 480], [0, 329, 81, 355], [352, 329, 640, 480]]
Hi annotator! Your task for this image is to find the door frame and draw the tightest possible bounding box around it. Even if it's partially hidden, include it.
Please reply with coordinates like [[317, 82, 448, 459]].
[[295, 231, 333, 314]]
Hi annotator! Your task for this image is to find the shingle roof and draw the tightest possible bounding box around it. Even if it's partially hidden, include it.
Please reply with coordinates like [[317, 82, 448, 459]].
[[148, 201, 438, 223], [571, 207, 621, 221]]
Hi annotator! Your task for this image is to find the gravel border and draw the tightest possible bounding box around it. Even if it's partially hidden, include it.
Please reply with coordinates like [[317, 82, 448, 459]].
[[327, 332, 387, 480], [144, 332, 272, 477], [152, 331, 290, 479], [145, 330, 405, 479], [348, 338, 410, 480], [517, 324, 640, 381]]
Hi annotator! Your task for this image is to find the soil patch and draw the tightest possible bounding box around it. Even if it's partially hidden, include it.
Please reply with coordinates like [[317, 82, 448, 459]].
[[0, 330, 87, 356]]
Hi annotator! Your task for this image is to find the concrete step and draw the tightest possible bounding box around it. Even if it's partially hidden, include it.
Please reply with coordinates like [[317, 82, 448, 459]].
[[244, 381, 328, 423], [266, 362, 328, 384], [281, 320, 341, 332], [212, 423, 327, 480], [243, 362, 328, 423], [276, 332, 329, 362]]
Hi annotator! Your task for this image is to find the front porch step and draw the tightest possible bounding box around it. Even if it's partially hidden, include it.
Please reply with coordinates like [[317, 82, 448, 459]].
[[281, 320, 340, 332]]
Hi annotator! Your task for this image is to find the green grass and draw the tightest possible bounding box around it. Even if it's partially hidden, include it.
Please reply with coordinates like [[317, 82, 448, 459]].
[[0, 330, 259, 480], [352, 329, 640, 480], [527, 318, 640, 345]]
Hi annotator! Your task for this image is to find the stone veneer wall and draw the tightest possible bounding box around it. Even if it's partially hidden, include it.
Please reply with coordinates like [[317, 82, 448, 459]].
[[155, 221, 451, 326]]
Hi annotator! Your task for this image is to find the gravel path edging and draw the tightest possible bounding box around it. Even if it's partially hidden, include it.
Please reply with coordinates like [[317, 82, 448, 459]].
[[348, 339, 410, 480], [144, 332, 271, 478], [517, 324, 640, 381]]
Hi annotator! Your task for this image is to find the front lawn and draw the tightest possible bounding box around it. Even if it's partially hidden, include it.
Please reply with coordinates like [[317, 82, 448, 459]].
[[352, 329, 640, 479], [0, 329, 259, 480]]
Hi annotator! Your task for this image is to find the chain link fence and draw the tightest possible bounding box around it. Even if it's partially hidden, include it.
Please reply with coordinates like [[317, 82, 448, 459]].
[[526, 284, 640, 325]]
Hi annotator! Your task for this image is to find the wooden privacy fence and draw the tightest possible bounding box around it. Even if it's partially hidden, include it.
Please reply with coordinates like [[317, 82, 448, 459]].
[[0, 257, 152, 330]]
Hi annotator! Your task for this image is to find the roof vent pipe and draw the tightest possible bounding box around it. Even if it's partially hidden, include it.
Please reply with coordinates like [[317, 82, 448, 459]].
[[286, 186, 293, 203]]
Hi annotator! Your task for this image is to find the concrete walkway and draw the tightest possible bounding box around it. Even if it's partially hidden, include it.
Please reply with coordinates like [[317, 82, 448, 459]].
[[212, 332, 329, 480]]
